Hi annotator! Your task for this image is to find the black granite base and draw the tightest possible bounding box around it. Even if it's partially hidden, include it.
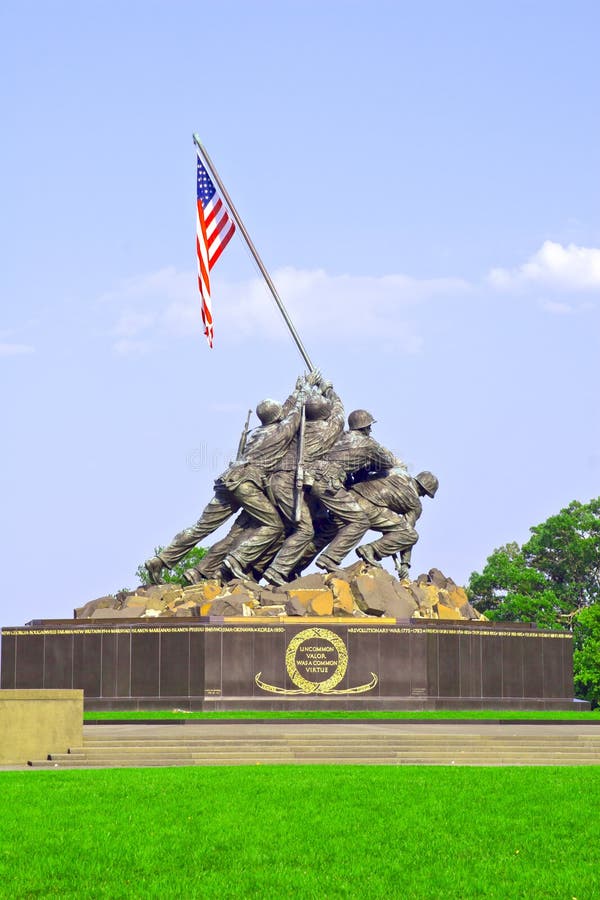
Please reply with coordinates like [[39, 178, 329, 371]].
[[0, 617, 585, 711]]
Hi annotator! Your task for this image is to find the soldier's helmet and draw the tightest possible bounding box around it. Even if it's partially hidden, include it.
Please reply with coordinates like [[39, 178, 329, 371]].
[[256, 399, 283, 426], [305, 395, 332, 421], [414, 471, 439, 498], [348, 409, 376, 431]]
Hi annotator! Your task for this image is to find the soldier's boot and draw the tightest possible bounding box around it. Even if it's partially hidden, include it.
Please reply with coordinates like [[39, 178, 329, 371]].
[[223, 555, 247, 581], [183, 568, 203, 585], [315, 557, 344, 575], [356, 545, 383, 568], [262, 566, 286, 587], [145, 556, 165, 584]]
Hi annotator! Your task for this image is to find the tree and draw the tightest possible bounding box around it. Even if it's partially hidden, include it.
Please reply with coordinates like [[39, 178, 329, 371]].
[[469, 499, 600, 624], [468, 498, 600, 705], [136, 546, 208, 587], [573, 604, 600, 707], [524, 498, 600, 609], [468, 541, 555, 618]]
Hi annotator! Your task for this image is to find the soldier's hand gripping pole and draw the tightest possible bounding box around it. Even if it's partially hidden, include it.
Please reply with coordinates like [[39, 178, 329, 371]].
[[236, 409, 253, 460], [293, 399, 306, 524]]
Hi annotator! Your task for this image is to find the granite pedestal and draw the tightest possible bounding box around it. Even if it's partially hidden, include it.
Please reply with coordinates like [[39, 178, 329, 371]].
[[0, 617, 584, 711]]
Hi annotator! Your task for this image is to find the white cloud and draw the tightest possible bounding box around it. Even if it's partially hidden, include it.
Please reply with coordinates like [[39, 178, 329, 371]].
[[489, 241, 600, 291], [538, 299, 574, 315], [113, 338, 152, 357], [103, 265, 469, 353], [113, 310, 157, 337], [98, 267, 189, 305], [0, 342, 35, 357]]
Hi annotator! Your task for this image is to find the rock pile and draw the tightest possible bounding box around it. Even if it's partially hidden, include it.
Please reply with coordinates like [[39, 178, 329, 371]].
[[75, 564, 486, 621]]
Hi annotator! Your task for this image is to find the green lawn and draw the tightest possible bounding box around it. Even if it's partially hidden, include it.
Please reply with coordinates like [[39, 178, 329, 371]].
[[84, 707, 600, 721], [1, 767, 599, 898]]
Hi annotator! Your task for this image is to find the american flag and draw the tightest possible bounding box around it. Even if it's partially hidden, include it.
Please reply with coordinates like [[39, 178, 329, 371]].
[[196, 150, 235, 347]]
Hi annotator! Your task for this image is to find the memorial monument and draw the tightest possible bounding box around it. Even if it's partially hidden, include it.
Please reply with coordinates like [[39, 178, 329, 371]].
[[0, 138, 584, 711]]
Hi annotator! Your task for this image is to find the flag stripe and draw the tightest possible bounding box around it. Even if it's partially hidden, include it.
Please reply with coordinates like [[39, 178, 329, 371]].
[[196, 149, 235, 347], [196, 206, 210, 276], [196, 198, 212, 344], [207, 215, 231, 255], [209, 220, 235, 268], [204, 197, 222, 230], [206, 210, 229, 247]]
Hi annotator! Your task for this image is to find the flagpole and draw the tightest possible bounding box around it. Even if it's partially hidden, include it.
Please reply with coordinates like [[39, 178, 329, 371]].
[[193, 134, 316, 372]]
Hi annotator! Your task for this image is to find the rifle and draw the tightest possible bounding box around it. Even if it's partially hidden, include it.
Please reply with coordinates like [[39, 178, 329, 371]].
[[293, 399, 306, 523], [236, 409, 253, 460]]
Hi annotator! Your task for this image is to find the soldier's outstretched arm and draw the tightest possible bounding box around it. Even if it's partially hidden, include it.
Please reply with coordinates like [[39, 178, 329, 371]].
[[364, 437, 401, 473], [281, 374, 312, 416], [404, 496, 423, 528], [320, 385, 345, 451]]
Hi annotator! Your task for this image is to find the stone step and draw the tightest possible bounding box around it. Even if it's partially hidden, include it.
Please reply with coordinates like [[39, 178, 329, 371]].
[[72, 751, 600, 761], [46, 746, 600, 760], [64, 753, 600, 764], [75, 739, 600, 753], [73, 740, 600, 753], [28, 728, 600, 768], [31, 756, 600, 768], [81, 738, 600, 753], [45, 754, 598, 769], [79, 745, 600, 755]]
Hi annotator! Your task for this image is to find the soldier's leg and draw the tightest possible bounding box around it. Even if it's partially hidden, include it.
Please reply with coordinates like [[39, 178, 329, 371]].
[[262, 473, 315, 584], [356, 502, 419, 561], [248, 532, 285, 581], [368, 521, 418, 560], [225, 481, 285, 573], [153, 485, 238, 570], [313, 488, 370, 569], [291, 497, 338, 576], [184, 512, 252, 582]]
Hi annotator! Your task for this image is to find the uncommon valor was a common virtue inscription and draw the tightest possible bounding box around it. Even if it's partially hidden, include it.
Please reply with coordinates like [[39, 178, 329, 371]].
[[256, 627, 378, 695]]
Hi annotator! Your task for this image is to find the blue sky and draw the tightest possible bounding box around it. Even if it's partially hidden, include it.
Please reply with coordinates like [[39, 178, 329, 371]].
[[1, 0, 599, 625]]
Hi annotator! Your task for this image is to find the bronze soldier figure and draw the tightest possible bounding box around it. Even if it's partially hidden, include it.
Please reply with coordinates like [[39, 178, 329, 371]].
[[259, 379, 345, 585], [352, 469, 439, 578], [263, 406, 401, 582], [308, 409, 403, 573]]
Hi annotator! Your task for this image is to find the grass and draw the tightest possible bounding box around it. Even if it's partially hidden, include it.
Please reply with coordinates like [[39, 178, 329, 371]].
[[1, 767, 599, 898], [84, 708, 600, 721]]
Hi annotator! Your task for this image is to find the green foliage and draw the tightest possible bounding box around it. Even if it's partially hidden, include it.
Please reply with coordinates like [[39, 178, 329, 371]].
[[574, 603, 600, 707], [135, 545, 208, 587], [478, 590, 568, 630], [470, 499, 600, 619], [84, 708, 600, 721], [525, 498, 600, 608], [469, 498, 600, 703]]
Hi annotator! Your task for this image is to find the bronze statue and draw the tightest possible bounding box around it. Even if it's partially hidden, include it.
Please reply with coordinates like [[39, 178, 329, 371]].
[[144, 375, 438, 587]]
